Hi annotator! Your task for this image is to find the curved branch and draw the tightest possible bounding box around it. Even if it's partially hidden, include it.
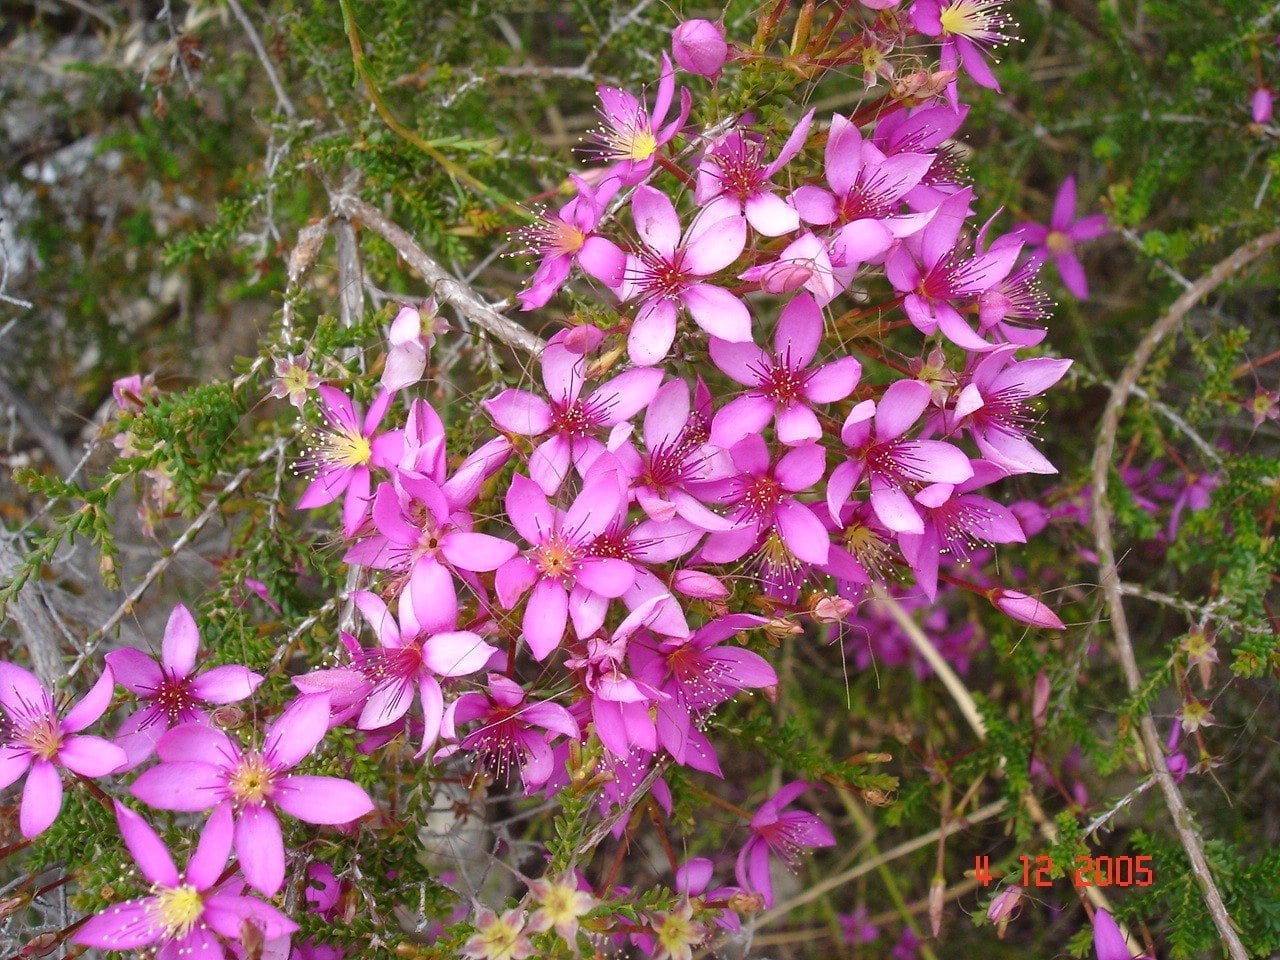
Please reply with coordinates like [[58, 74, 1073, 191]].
[[329, 194, 547, 357], [1090, 227, 1280, 960]]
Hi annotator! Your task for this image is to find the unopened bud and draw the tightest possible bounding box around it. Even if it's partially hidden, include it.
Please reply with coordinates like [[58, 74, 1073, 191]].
[[987, 885, 1022, 939], [673, 569, 729, 600], [211, 705, 247, 729], [811, 594, 854, 623], [0, 895, 29, 921], [860, 788, 893, 806], [762, 617, 803, 644], [1032, 670, 1051, 730], [339, 886, 360, 924], [991, 590, 1065, 630], [560, 324, 604, 355], [928, 876, 945, 938], [891, 68, 955, 104], [728, 890, 766, 915], [671, 20, 729, 79], [19, 933, 59, 958], [1253, 87, 1274, 125]]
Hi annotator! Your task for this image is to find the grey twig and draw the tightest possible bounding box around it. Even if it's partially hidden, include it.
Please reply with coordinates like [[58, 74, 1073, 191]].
[[225, 0, 298, 119], [329, 194, 546, 356], [1090, 228, 1280, 960], [0, 376, 76, 475]]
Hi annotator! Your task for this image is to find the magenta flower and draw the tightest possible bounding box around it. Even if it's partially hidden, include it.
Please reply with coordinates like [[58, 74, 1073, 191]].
[[382, 299, 449, 392], [131, 693, 375, 896], [735, 782, 836, 907], [709, 293, 861, 448], [700, 435, 830, 567], [345, 589, 497, 748], [1017, 177, 1109, 300], [495, 467, 633, 660], [948, 345, 1072, 475], [671, 20, 729, 79], [1091, 908, 1150, 960], [885, 188, 1022, 351], [516, 175, 627, 310], [484, 337, 663, 492], [827, 379, 974, 533], [910, 0, 1015, 96], [345, 473, 517, 616], [591, 53, 691, 185], [695, 113, 814, 236], [76, 803, 294, 956], [608, 377, 736, 530], [443, 673, 578, 793], [897, 460, 1026, 599], [297, 387, 401, 535], [620, 186, 750, 365], [630, 614, 774, 775], [563, 595, 682, 761], [0, 663, 124, 838], [106, 603, 263, 768]]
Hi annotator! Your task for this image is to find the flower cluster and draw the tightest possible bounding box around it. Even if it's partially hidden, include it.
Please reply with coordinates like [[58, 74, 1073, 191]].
[[1, 5, 1108, 958]]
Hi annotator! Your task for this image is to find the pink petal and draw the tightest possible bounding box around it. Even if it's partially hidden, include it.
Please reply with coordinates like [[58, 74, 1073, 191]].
[[709, 337, 769, 386], [188, 803, 234, 888], [775, 444, 825, 492], [683, 284, 752, 342], [804, 356, 860, 403], [105, 647, 163, 695], [495, 556, 539, 607], [0, 662, 49, 718], [874, 379, 932, 440], [1052, 176, 1078, 230], [591, 368, 665, 426], [274, 776, 374, 825], [114, 801, 179, 886], [709, 394, 775, 450], [565, 470, 624, 540], [58, 735, 125, 777], [74, 900, 165, 949], [773, 293, 823, 367], [340, 467, 372, 535], [578, 236, 627, 288], [576, 558, 636, 598], [775, 501, 830, 564], [296, 466, 348, 509], [264, 694, 331, 770], [644, 379, 691, 450], [441, 531, 517, 572], [0, 750, 31, 791], [484, 389, 552, 436], [632, 186, 682, 257], [62, 667, 116, 733], [421, 631, 497, 677], [1055, 251, 1089, 299], [203, 894, 297, 942], [745, 191, 799, 237], [530, 434, 574, 495], [157, 722, 235, 765], [524, 579, 569, 660], [191, 665, 263, 704], [404, 557, 461, 636], [358, 679, 414, 729], [682, 214, 747, 276], [790, 185, 838, 226], [131, 762, 224, 811], [20, 760, 62, 838], [235, 805, 285, 896], [869, 477, 924, 533], [628, 299, 679, 366], [775, 404, 822, 446]]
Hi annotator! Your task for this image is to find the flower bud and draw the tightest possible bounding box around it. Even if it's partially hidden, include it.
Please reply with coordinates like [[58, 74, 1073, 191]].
[[1252, 86, 1274, 125], [811, 594, 854, 623], [728, 890, 766, 915], [991, 589, 1065, 630], [986, 884, 1022, 928], [560, 324, 604, 355], [1032, 670, 1051, 730], [928, 876, 945, 937], [673, 569, 729, 600], [671, 20, 728, 79]]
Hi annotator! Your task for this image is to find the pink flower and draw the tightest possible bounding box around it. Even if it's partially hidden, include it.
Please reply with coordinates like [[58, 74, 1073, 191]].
[[620, 186, 750, 365], [591, 54, 691, 185], [495, 466, 633, 659], [484, 337, 663, 493], [344, 589, 497, 749], [910, 0, 1016, 98], [442, 673, 578, 793], [695, 114, 814, 236], [738, 231, 838, 304], [0, 663, 125, 838], [948, 345, 1072, 475], [608, 377, 736, 530], [700, 434, 831, 567], [131, 694, 375, 896], [1017, 177, 1109, 300], [671, 20, 729, 79], [1253, 86, 1274, 125], [106, 603, 263, 768], [897, 460, 1026, 599], [74, 803, 296, 954], [709, 292, 861, 448], [297, 387, 401, 535], [735, 782, 836, 907], [270, 356, 320, 411], [382, 299, 449, 392], [1091, 909, 1149, 960], [515, 176, 627, 311], [827, 379, 974, 533]]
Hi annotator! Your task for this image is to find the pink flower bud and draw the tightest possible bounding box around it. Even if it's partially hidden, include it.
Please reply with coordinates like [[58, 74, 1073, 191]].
[[812, 595, 854, 623], [560, 324, 604, 355], [992, 589, 1065, 630], [986, 884, 1022, 925], [672, 569, 729, 600], [671, 20, 728, 79], [1032, 670, 1051, 730], [1253, 87, 1274, 125]]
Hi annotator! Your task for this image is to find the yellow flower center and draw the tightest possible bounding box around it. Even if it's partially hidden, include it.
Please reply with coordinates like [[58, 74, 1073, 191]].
[[150, 883, 205, 939], [327, 427, 372, 468], [1045, 230, 1072, 254], [229, 754, 275, 806], [624, 129, 658, 162], [17, 717, 62, 761]]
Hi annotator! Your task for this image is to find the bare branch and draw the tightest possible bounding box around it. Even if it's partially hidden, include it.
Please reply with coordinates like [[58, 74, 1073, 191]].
[[329, 194, 547, 356], [225, 0, 298, 119], [1090, 228, 1280, 960]]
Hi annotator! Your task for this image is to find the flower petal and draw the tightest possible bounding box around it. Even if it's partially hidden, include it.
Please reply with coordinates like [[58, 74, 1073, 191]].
[[264, 694, 331, 770], [275, 776, 374, 825], [114, 801, 179, 886], [235, 806, 285, 896], [20, 760, 63, 838], [161, 604, 200, 676]]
